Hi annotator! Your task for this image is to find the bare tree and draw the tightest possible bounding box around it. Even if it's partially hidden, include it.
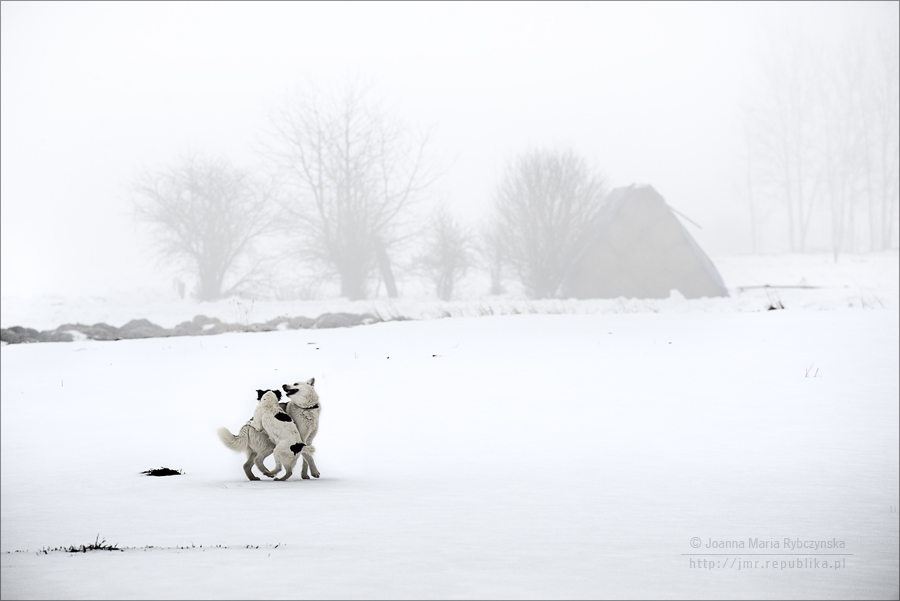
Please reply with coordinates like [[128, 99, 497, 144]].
[[737, 129, 771, 255], [476, 221, 507, 295], [491, 148, 607, 299], [742, 21, 899, 255], [268, 85, 432, 300], [749, 31, 823, 252], [861, 28, 900, 250], [414, 204, 474, 301], [134, 154, 276, 301]]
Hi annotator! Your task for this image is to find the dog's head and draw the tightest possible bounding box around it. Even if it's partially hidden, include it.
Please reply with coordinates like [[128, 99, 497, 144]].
[[281, 378, 318, 408], [256, 388, 282, 402]]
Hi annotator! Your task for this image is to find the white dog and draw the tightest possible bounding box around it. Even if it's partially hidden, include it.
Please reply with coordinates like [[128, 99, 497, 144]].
[[281, 378, 321, 479], [218, 389, 314, 481], [252, 388, 313, 481], [216, 418, 278, 481]]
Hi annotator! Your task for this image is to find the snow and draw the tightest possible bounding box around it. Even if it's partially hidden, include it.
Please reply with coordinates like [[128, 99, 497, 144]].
[[1, 252, 898, 599]]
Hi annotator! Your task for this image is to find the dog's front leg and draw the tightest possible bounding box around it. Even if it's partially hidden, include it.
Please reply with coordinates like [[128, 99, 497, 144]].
[[301, 451, 320, 479], [299, 456, 309, 479], [299, 428, 318, 479]]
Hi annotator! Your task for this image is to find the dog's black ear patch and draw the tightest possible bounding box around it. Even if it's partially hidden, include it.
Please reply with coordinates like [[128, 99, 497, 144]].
[[274, 389, 282, 400], [275, 412, 292, 422], [290, 442, 306, 454], [256, 389, 265, 400]]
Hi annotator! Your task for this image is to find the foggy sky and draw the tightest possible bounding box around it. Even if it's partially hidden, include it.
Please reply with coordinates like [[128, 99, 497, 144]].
[[1, 1, 895, 297]]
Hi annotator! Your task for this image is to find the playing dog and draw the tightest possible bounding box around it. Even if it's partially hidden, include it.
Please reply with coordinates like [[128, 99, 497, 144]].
[[252, 388, 313, 481], [218, 389, 314, 481], [281, 378, 321, 479], [216, 418, 278, 481]]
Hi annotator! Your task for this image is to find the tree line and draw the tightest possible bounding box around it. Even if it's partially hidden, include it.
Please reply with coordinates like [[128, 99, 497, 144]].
[[135, 23, 899, 302], [740, 24, 899, 257], [133, 86, 609, 302]]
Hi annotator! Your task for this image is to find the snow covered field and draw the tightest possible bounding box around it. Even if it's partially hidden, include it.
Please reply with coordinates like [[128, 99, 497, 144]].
[[2, 253, 898, 599]]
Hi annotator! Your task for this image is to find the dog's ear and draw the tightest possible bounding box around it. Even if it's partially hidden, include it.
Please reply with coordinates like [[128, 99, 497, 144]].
[[256, 389, 265, 400], [307, 378, 315, 387], [274, 389, 282, 400]]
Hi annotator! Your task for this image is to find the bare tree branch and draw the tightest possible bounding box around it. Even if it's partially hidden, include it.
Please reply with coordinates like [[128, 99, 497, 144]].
[[414, 204, 474, 301], [267, 85, 434, 300], [490, 148, 607, 299], [133, 153, 278, 301]]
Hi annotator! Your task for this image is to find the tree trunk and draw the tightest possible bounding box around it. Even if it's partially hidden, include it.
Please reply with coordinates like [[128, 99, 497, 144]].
[[375, 239, 398, 298]]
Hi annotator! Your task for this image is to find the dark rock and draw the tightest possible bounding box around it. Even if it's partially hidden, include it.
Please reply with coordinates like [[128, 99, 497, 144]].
[[119, 326, 171, 339], [192, 314, 221, 326], [1, 329, 21, 344], [359, 313, 378, 325], [39, 330, 74, 342], [314, 312, 369, 329], [4, 326, 41, 344], [171, 323, 199, 337], [118, 319, 169, 339], [51, 323, 121, 341], [54, 323, 91, 334], [6, 326, 42, 343], [86, 323, 121, 340], [3, 310, 380, 345], [172, 319, 202, 334], [288, 316, 315, 329], [201, 323, 233, 335]]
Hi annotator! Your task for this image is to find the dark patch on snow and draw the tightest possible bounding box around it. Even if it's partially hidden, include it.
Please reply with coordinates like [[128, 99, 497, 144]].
[[43, 535, 122, 554], [6, 541, 284, 555], [141, 467, 183, 476]]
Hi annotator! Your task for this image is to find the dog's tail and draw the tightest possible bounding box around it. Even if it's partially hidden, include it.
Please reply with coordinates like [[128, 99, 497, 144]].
[[217, 426, 248, 452], [290, 443, 315, 455]]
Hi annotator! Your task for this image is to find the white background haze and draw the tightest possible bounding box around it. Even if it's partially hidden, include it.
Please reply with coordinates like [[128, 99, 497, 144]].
[[2, 5, 897, 595], [1, 1, 897, 298]]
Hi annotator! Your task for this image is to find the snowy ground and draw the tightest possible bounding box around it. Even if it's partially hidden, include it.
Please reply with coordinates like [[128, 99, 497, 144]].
[[1, 253, 898, 599]]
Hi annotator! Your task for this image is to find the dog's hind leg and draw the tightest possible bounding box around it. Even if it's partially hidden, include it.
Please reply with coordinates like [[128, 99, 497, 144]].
[[256, 451, 280, 478], [248, 428, 279, 477], [242, 450, 261, 481], [300, 452, 320, 479], [299, 457, 309, 479], [275, 441, 305, 480], [273, 443, 299, 481]]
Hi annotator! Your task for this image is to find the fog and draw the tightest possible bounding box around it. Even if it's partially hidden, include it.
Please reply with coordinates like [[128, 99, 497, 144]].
[[1, 1, 896, 298]]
